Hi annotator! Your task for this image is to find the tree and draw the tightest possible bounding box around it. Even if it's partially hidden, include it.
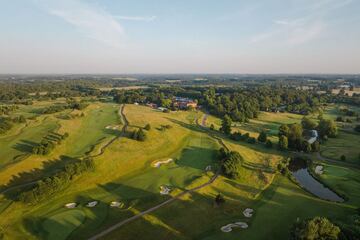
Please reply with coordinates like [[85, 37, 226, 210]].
[[215, 193, 225, 205], [257, 130, 267, 143], [222, 151, 243, 179], [302, 141, 312, 153], [220, 114, 232, 135], [291, 217, 340, 240], [279, 124, 290, 137], [137, 128, 147, 141], [301, 117, 317, 130], [311, 141, 320, 152], [340, 155, 346, 161], [318, 119, 338, 138], [144, 123, 151, 131], [279, 135, 288, 150], [210, 124, 215, 130], [265, 139, 273, 148]]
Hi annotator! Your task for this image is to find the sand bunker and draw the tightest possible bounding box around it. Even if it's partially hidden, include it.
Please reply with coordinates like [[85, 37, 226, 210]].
[[152, 158, 173, 168], [110, 201, 124, 208], [205, 165, 212, 171], [86, 201, 98, 208], [243, 208, 254, 218], [315, 165, 324, 175], [65, 203, 77, 208], [160, 185, 171, 195], [105, 125, 120, 130], [221, 222, 248, 232]]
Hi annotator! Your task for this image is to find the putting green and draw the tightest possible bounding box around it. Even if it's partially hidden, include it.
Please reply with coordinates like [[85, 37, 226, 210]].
[[42, 209, 85, 240]]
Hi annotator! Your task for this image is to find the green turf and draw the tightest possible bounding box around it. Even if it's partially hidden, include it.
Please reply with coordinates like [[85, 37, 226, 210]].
[[1, 103, 359, 240], [59, 103, 121, 158], [42, 209, 85, 240], [320, 130, 360, 165], [0, 116, 59, 167]]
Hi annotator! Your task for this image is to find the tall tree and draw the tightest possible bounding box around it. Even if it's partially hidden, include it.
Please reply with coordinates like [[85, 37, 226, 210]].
[[220, 114, 232, 135]]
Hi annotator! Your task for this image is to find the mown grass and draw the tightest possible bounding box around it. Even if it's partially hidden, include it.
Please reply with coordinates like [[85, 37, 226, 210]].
[[0, 116, 60, 167], [320, 130, 360, 164], [0, 104, 358, 240]]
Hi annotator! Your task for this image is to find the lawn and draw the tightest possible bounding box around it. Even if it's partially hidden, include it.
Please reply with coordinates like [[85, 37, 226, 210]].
[[0, 104, 358, 240], [41, 209, 85, 240], [0, 115, 60, 168], [320, 130, 360, 164]]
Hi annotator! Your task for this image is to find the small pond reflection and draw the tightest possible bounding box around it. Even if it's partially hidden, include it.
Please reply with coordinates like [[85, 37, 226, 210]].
[[290, 157, 344, 202]]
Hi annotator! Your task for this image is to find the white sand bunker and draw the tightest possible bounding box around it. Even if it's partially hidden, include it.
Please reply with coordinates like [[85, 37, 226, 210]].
[[221, 222, 248, 232], [105, 125, 120, 130], [243, 208, 254, 218], [110, 201, 125, 208], [152, 158, 173, 168], [86, 201, 98, 208], [205, 165, 212, 171], [65, 203, 77, 208], [315, 165, 324, 175], [160, 185, 171, 195]]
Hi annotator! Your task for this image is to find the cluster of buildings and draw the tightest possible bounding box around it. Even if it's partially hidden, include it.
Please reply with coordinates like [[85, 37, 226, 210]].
[[172, 97, 197, 109], [145, 97, 197, 111]]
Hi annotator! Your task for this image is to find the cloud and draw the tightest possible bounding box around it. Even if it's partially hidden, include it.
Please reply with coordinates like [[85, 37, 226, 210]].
[[115, 15, 157, 22], [252, 0, 353, 45], [38, 0, 125, 48], [287, 22, 325, 45]]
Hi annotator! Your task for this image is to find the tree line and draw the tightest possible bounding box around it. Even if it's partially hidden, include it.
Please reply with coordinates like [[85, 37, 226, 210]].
[[32, 132, 69, 155], [0, 115, 26, 134], [19, 158, 95, 204]]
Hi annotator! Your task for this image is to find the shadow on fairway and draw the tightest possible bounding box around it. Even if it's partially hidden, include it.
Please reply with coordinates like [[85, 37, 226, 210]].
[[1, 155, 81, 200], [175, 146, 219, 171], [12, 139, 38, 153]]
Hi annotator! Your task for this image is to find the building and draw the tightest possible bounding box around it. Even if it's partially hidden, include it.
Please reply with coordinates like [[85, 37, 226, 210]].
[[172, 97, 197, 109]]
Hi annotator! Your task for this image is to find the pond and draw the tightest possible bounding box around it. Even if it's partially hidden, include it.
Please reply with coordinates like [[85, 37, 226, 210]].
[[289, 157, 344, 202]]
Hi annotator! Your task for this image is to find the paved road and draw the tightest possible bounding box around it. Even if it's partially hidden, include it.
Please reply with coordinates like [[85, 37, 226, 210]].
[[88, 172, 219, 240]]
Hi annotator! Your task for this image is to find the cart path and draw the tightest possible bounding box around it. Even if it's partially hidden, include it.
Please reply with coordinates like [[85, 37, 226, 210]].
[[88, 172, 219, 240]]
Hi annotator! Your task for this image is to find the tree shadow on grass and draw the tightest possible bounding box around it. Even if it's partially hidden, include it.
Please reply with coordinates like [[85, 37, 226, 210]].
[[175, 146, 219, 172], [12, 139, 38, 153], [1, 155, 81, 201]]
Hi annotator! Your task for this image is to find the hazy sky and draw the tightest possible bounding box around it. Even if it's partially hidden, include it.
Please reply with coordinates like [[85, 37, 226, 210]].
[[1, 0, 360, 74]]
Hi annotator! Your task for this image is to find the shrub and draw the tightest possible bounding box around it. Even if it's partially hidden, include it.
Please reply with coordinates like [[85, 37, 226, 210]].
[[340, 155, 346, 161], [215, 193, 225, 205], [278, 135, 288, 150], [265, 139, 273, 148], [257, 130, 267, 143], [247, 137, 256, 144], [144, 123, 151, 131]]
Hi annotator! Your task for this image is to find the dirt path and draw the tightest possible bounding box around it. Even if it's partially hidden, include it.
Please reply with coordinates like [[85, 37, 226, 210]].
[[88, 172, 219, 240]]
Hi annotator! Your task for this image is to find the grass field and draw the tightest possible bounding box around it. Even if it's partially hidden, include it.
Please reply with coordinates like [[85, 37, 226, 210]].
[[0, 116, 60, 167], [0, 102, 359, 240]]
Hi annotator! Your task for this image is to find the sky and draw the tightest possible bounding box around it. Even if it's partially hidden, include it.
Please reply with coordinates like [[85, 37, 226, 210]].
[[0, 0, 360, 74]]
